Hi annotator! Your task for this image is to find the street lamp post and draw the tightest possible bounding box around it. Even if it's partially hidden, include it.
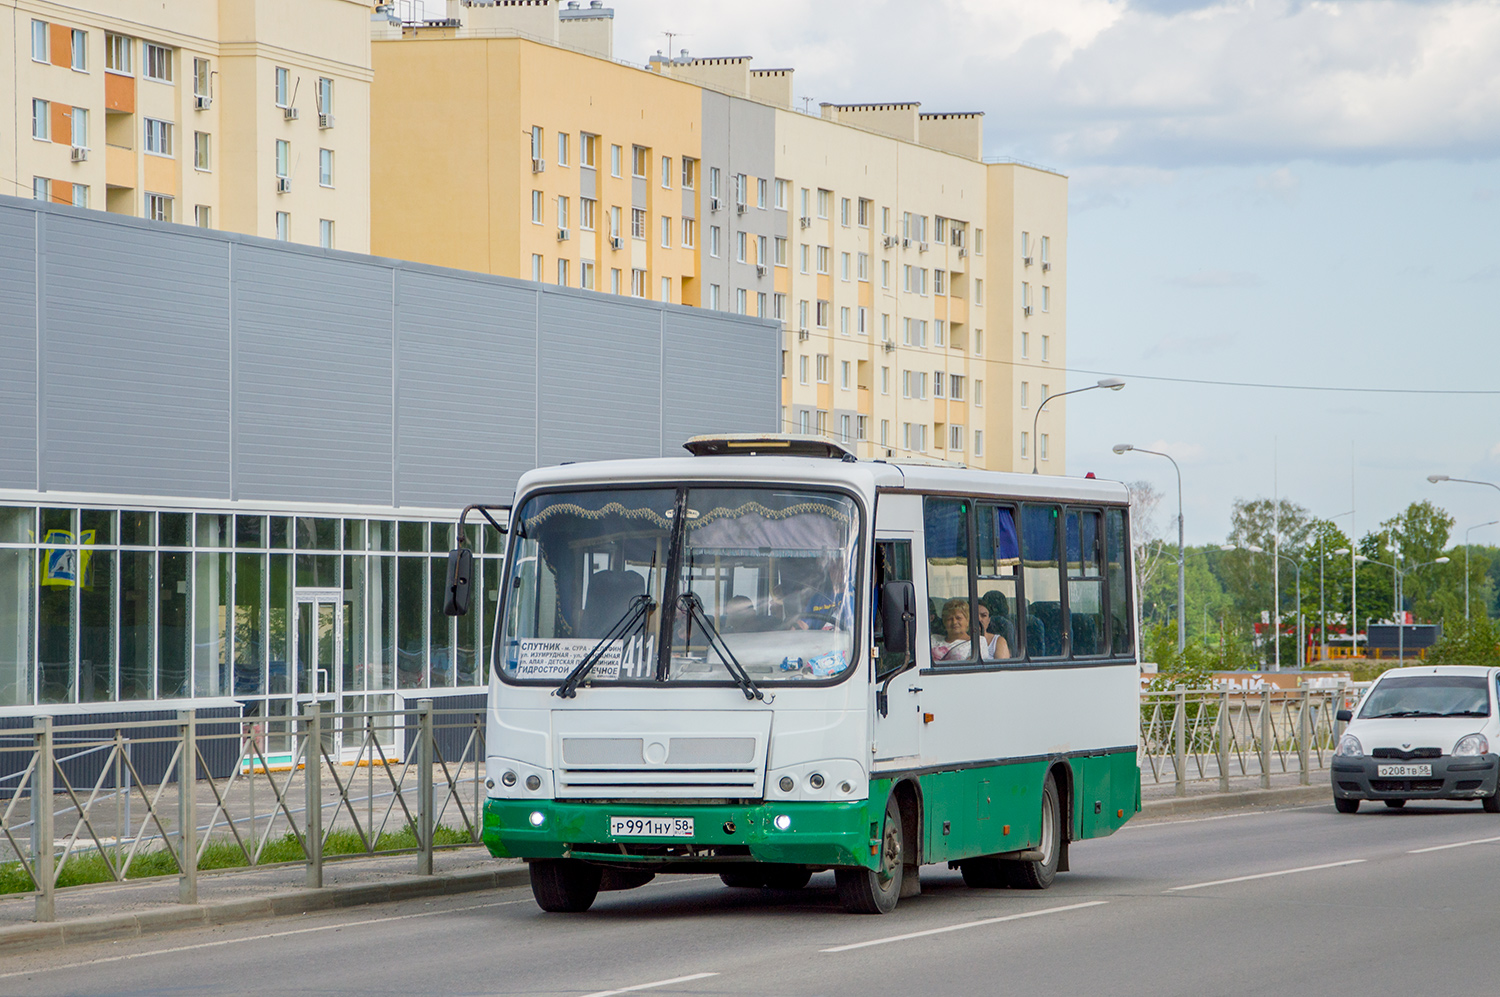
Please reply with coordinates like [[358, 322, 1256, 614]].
[[1030, 378, 1124, 474], [1271, 552, 1303, 670], [1113, 443, 1184, 652], [1463, 521, 1499, 619], [1429, 474, 1500, 497], [1327, 546, 1352, 663], [1354, 554, 1450, 661]]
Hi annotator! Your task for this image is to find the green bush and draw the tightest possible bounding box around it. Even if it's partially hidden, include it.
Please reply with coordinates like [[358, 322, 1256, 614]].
[[1428, 615, 1500, 668]]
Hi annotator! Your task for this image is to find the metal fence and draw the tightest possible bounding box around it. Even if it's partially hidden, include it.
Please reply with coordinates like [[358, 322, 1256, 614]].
[[0, 700, 485, 922], [1139, 683, 1372, 796]]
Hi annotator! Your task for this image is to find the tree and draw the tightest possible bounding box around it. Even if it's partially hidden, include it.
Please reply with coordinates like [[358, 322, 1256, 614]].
[[1125, 480, 1170, 622], [1367, 501, 1461, 624], [1427, 614, 1500, 668], [1220, 497, 1313, 665]]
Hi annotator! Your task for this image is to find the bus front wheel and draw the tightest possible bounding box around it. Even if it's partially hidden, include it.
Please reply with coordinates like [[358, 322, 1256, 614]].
[[530, 859, 602, 912], [836, 794, 903, 914], [1007, 772, 1061, 890]]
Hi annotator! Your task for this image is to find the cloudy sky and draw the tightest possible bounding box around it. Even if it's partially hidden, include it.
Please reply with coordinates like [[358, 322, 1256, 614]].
[[598, 0, 1500, 545]]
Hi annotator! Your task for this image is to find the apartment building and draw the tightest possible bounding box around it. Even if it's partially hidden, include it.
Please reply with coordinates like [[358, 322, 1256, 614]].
[[1, 0, 373, 250], [369, 0, 1069, 473]]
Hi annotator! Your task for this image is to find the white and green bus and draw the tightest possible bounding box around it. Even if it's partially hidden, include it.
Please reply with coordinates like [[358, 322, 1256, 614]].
[[444, 435, 1140, 914]]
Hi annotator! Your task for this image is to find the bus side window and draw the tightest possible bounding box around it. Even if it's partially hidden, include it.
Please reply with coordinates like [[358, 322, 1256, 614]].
[[1021, 504, 1064, 658], [1105, 508, 1132, 655], [874, 539, 912, 676], [923, 498, 974, 664], [1066, 509, 1105, 656], [976, 504, 1021, 660]]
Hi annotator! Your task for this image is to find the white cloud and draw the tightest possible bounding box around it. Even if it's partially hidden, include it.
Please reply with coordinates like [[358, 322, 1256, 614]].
[[614, 0, 1500, 167]]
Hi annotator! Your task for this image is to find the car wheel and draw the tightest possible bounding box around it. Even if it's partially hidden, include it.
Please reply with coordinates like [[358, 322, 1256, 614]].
[[1483, 793, 1500, 814], [1334, 797, 1360, 814], [1383, 799, 1407, 809]]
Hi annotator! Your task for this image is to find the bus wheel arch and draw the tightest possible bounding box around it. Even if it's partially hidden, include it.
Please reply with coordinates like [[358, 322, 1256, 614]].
[[1047, 759, 1073, 873], [891, 778, 923, 896]]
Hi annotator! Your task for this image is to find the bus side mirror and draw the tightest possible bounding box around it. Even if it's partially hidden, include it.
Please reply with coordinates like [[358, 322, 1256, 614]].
[[1335, 709, 1352, 723], [443, 547, 473, 617], [879, 580, 916, 657]]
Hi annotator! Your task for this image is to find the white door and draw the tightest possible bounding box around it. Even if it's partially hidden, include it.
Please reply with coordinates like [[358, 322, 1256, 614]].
[[872, 535, 923, 766], [293, 589, 342, 757]]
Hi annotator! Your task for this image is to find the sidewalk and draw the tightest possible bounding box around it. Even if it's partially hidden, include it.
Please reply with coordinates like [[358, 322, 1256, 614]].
[[1139, 766, 1331, 816]]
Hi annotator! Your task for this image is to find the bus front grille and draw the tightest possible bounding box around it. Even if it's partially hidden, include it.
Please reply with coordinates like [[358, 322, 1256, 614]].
[[556, 767, 762, 799]]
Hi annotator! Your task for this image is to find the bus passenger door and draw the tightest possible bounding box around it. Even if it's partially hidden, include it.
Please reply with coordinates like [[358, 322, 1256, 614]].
[[872, 537, 922, 766]]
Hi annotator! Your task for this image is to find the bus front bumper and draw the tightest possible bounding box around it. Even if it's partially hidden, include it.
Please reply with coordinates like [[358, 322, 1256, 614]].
[[482, 795, 884, 871]]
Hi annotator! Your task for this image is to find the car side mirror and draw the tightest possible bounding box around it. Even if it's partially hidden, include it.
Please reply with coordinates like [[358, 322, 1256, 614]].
[[1335, 709, 1352, 723], [442, 547, 473, 617], [878, 580, 916, 659]]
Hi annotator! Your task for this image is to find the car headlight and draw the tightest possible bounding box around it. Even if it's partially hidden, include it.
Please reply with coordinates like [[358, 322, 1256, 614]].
[[1336, 733, 1363, 758], [1454, 733, 1490, 756]]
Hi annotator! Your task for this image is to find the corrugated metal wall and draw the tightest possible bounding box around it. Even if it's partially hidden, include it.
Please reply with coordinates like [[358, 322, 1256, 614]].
[[0, 196, 779, 509]]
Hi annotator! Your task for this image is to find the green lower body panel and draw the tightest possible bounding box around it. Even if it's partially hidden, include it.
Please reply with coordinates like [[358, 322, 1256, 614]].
[[483, 787, 893, 872]]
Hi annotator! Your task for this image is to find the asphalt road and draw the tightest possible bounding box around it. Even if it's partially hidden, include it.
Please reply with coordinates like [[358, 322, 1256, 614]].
[[2, 799, 1498, 997]]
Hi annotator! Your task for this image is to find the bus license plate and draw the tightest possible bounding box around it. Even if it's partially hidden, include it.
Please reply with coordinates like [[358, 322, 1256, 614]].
[[1377, 764, 1431, 778], [610, 816, 694, 837]]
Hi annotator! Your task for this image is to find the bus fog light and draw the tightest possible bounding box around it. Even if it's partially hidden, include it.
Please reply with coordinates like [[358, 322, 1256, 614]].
[[808, 773, 825, 790], [485, 778, 495, 790], [839, 781, 852, 794], [501, 771, 517, 787], [525, 774, 542, 791], [528, 811, 546, 827], [773, 814, 792, 831], [779, 776, 795, 793]]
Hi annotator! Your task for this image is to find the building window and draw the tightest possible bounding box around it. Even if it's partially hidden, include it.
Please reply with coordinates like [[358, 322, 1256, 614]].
[[757, 235, 768, 269], [799, 410, 811, 434], [816, 411, 828, 437], [975, 328, 984, 355], [145, 118, 174, 157], [632, 146, 648, 179], [707, 283, 720, 309], [856, 198, 870, 228], [1040, 434, 1050, 461], [147, 193, 173, 222], [681, 157, 696, 188], [556, 196, 569, 230], [70, 105, 90, 156], [757, 177, 768, 209], [1041, 384, 1050, 405], [1020, 432, 1029, 459], [902, 370, 912, 399], [1040, 235, 1050, 268], [558, 258, 570, 287], [531, 190, 544, 224], [32, 100, 49, 141], [320, 219, 334, 248], [631, 268, 646, 297], [857, 252, 869, 282], [660, 155, 670, 187], [975, 380, 984, 406], [975, 278, 984, 305], [881, 419, 890, 446], [106, 34, 132, 74], [816, 300, 830, 328], [780, 351, 788, 379], [858, 307, 868, 335], [610, 143, 621, 177], [1021, 381, 1029, 408], [632, 208, 646, 240], [1021, 331, 1029, 359], [275, 66, 291, 107], [31, 19, 48, 62], [774, 237, 787, 266], [610, 206, 622, 240], [735, 173, 747, 208], [816, 246, 830, 274], [840, 359, 851, 389], [581, 197, 597, 231], [773, 292, 786, 319], [274, 210, 288, 239], [613, 268, 623, 294], [934, 270, 946, 296], [734, 288, 746, 314], [775, 178, 788, 209], [581, 261, 595, 290], [799, 355, 809, 385], [553, 131, 568, 167], [799, 244, 809, 274], [974, 431, 983, 457], [195, 59, 213, 101], [194, 132, 211, 171], [816, 188, 831, 219], [881, 314, 890, 341], [841, 252, 850, 281], [661, 215, 672, 248], [950, 375, 964, 401], [798, 299, 809, 329], [143, 43, 171, 82], [709, 225, 720, 257], [1042, 286, 1051, 312], [195, 205, 212, 228], [935, 320, 946, 348], [32, 177, 50, 202], [709, 167, 721, 201], [1042, 335, 1051, 361], [934, 371, 945, 398], [757, 291, 767, 317], [935, 217, 947, 242], [857, 415, 868, 441], [840, 414, 851, 443], [1022, 231, 1031, 260], [840, 197, 850, 226], [319, 149, 334, 187], [274, 139, 289, 178], [880, 367, 890, 394], [316, 76, 333, 116], [881, 205, 890, 234], [531, 254, 543, 281], [737, 231, 747, 263], [975, 229, 985, 255], [70, 184, 88, 208], [881, 260, 889, 289], [71, 29, 88, 71]]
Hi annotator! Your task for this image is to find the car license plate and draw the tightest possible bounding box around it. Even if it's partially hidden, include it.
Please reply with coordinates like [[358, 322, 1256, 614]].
[[609, 816, 694, 837], [1377, 764, 1432, 778]]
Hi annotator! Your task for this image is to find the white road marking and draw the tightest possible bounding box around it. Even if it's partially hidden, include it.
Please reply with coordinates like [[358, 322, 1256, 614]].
[[1166, 859, 1365, 892], [1408, 834, 1500, 854], [579, 972, 719, 997], [0, 898, 531, 981], [819, 900, 1108, 953]]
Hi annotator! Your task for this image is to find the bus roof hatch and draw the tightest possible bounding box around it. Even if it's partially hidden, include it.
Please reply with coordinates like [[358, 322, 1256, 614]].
[[683, 433, 859, 461]]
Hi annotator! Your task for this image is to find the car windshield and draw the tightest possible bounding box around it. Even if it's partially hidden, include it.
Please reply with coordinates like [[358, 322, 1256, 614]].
[[498, 485, 861, 686], [1359, 674, 1492, 719]]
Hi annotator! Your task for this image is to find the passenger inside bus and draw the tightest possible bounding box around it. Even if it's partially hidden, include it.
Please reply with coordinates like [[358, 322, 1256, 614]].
[[975, 599, 1013, 660], [931, 598, 973, 661]]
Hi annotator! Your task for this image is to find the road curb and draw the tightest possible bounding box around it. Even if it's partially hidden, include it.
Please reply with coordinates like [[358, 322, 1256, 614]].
[[0, 863, 532, 958], [1141, 784, 1329, 817]]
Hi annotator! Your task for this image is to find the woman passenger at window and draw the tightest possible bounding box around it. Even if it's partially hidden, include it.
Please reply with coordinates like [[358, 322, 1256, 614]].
[[975, 601, 1013, 660], [931, 598, 972, 661]]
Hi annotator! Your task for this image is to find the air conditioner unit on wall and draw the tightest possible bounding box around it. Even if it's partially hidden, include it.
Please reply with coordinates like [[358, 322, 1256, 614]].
[[557, 228, 570, 241], [283, 106, 299, 121], [709, 196, 721, 212], [610, 236, 623, 250], [798, 327, 810, 341], [882, 235, 896, 249], [1022, 305, 1032, 317], [756, 264, 767, 277], [70, 146, 89, 163], [799, 216, 812, 229], [1023, 255, 1033, 266], [958, 247, 967, 258], [318, 113, 334, 129], [532, 157, 545, 173], [882, 340, 895, 353], [276, 177, 291, 193], [1042, 262, 1051, 272], [736, 202, 746, 215], [194, 95, 211, 111], [918, 242, 929, 253]]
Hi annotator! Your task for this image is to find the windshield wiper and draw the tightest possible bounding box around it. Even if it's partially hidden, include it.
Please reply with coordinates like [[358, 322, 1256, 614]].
[[555, 594, 654, 699], [677, 593, 764, 702], [1368, 710, 1437, 718], [1436, 709, 1489, 717]]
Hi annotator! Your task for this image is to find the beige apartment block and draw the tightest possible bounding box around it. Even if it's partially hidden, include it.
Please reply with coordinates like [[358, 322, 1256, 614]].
[[1, 0, 372, 251]]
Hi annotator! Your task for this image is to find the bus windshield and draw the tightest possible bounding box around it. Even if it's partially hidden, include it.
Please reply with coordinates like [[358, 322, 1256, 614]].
[[499, 485, 861, 686]]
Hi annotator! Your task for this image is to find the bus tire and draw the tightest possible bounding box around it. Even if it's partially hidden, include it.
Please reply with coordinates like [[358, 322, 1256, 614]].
[[763, 866, 813, 890], [1007, 772, 1061, 890], [719, 869, 766, 888], [836, 794, 903, 914], [530, 859, 602, 912]]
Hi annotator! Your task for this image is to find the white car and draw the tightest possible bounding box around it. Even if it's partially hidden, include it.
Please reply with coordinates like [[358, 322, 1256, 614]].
[[1332, 665, 1500, 813]]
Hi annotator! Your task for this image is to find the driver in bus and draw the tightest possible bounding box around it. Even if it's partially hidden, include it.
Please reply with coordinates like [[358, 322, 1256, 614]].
[[792, 553, 852, 631]]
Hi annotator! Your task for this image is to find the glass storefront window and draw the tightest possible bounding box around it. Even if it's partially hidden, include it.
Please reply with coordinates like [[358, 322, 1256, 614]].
[[270, 517, 291, 549], [343, 554, 364, 693], [158, 551, 190, 698], [160, 513, 189, 548], [194, 550, 230, 697], [398, 522, 425, 553], [81, 509, 115, 545], [344, 520, 365, 552], [236, 515, 265, 549], [41, 508, 75, 536], [79, 548, 114, 702], [369, 521, 394, 552], [432, 522, 453, 552], [119, 550, 153, 700], [196, 514, 231, 548], [429, 555, 452, 687], [396, 556, 424, 688], [369, 555, 396, 691], [120, 511, 153, 547], [297, 554, 339, 588], [235, 552, 266, 696], [38, 545, 76, 704], [268, 553, 292, 694], [0, 549, 35, 706], [0, 506, 37, 544], [297, 517, 339, 550]]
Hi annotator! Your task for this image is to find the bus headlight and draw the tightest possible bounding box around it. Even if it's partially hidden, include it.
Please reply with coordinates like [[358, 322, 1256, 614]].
[[501, 771, 517, 787], [525, 775, 542, 791], [773, 814, 792, 831], [808, 773, 825, 790], [779, 776, 795, 793]]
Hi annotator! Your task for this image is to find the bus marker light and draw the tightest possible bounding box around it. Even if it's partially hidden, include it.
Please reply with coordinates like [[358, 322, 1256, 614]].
[[528, 811, 546, 826], [774, 814, 792, 831], [1118, 809, 1125, 818], [1003, 825, 1010, 835], [923, 713, 935, 724]]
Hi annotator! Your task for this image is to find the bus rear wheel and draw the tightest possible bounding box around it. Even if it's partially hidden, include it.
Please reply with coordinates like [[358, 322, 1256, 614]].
[[530, 859, 602, 912], [836, 794, 903, 914], [1007, 772, 1061, 890]]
